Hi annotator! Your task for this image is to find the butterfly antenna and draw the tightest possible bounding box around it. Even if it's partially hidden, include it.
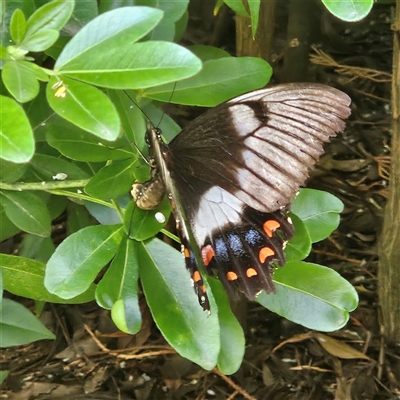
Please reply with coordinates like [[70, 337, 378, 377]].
[[156, 82, 177, 128], [122, 90, 153, 165]]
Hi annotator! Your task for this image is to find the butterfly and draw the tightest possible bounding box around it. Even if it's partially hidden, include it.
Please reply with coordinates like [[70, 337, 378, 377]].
[[131, 82, 351, 312]]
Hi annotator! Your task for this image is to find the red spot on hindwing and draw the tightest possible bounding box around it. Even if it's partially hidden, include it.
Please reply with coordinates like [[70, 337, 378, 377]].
[[193, 271, 201, 283], [227, 271, 238, 281], [263, 219, 281, 237], [183, 247, 190, 258], [201, 244, 215, 267], [259, 247, 275, 263], [246, 268, 258, 278]]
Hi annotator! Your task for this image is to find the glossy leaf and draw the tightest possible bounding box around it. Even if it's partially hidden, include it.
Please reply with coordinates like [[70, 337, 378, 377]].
[[0, 191, 51, 237], [67, 202, 96, 234], [24, 0, 74, 38], [55, 7, 163, 69], [107, 90, 147, 151], [260, 261, 359, 331], [20, 234, 55, 263], [30, 153, 90, 181], [0, 298, 55, 347], [97, 238, 142, 334], [84, 202, 122, 226], [2, 61, 40, 103], [208, 278, 245, 375], [0, 1, 35, 46], [59, 41, 202, 90], [189, 45, 231, 61], [223, 0, 249, 16], [285, 213, 311, 262], [62, 0, 98, 35], [46, 77, 120, 141], [138, 238, 220, 370], [1, 254, 95, 303], [85, 159, 136, 200], [321, 0, 373, 22], [45, 225, 124, 298], [21, 29, 59, 52], [0, 159, 27, 183], [0, 206, 20, 242], [291, 189, 343, 243], [0, 95, 34, 163], [46, 117, 132, 162], [248, 0, 260, 36], [124, 197, 171, 241], [10, 8, 27, 44], [144, 57, 272, 106]]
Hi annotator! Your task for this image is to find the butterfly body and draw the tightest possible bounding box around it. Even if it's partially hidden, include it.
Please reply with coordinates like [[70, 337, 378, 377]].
[[132, 83, 351, 311]]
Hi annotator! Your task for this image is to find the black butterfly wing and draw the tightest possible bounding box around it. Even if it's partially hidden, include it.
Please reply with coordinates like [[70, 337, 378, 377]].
[[139, 83, 351, 310], [161, 83, 350, 308], [168, 83, 351, 213]]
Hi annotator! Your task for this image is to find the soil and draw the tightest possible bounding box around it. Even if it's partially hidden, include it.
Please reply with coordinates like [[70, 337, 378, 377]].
[[0, 3, 396, 400]]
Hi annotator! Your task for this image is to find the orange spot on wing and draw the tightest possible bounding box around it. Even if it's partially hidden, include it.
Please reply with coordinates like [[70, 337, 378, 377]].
[[201, 245, 215, 266], [259, 247, 275, 263], [227, 271, 238, 281], [183, 247, 190, 258], [193, 271, 201, 283], [263, 219, 281, 237], [246, 268, 258, 278]]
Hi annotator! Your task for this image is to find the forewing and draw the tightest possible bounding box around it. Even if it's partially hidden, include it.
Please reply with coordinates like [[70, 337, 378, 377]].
[[168, 82, 351, 213]]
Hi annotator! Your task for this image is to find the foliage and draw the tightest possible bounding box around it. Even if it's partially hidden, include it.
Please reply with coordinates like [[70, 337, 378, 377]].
[[221, 0, 374, 33], [0, 0, 362, 373]]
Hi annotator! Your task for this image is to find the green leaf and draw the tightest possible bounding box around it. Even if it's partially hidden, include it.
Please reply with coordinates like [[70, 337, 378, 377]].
[[30, 153, 90, 180], [97, 238, 142, 334], [45, 225, 124, 298], [144, 56, 272, 106], [67, 202, 96, 234], [55, 6, 163, 69], [10, 8, 27, 44], [0, 298, 55, 347], [259, 261, 359, 331], [24, 0, 75, 38], [0, 1, 35, 46], [84, 201, 122, 226], [285, 213, 311, 262], [248, 0, 260, 36], [0, 370, 9, 385], [139, 238, 220, 370], [124, 197, 171, 241], [0, 159, 27, 182], [0, 206, 20, 241], [0, 191, 51, 237], [1, 254, 95, 303], [223, 0, 249, 16], [136, 0, 188, 22], [85, 159, 136, 200], [321, 0, 373, 21], [208, 278, 245, 375], [21, 28, 59, 52], [20, 234, 55, 262], [2, 61, 40, 102], [46, 77, 120, 141], [0, 95, 34, 163], [189, 44, 231, 61], [58, 41, 202, 90], [46, 117, 132, 162], [107, 90, 147, 151], [291, 189, 344, 243], [62, 0, 98, 35]]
